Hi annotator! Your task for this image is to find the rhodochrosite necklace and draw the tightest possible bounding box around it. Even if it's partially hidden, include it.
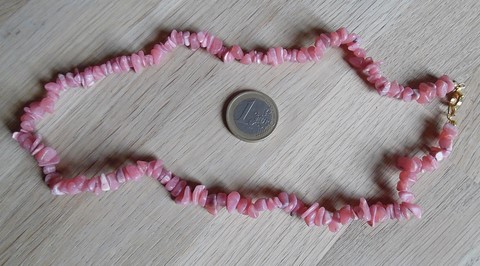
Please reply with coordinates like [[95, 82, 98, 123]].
[[13, 27, 465, 232]]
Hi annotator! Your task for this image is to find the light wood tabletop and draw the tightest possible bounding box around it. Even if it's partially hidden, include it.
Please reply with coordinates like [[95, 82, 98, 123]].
[[1, 1, 479, 265]]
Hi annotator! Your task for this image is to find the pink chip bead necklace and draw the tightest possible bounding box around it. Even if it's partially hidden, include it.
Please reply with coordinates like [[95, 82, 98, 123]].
[[13, 27, 465, 232]]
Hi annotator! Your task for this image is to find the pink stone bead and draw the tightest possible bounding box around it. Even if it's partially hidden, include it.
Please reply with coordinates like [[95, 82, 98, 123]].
[[397, 180, 412, 192], [345, 33, 357, 43], [290, 49, 298, 62], [435, 79, 448, 97], [43, 165, 56, 175], [328, 220, 341, 232], [20, 119, 35, 132], [119, 56, 130, 71], [135, 161, 148, 175], [393, 202, 402, 220], [107, 173, 120, 191], [339, 205, 353, 225], [252, 51, 262, 64], [254, 198, 267, 212], [401, 202, 422, 218], [123, 164, 142, 181], [385, 204, 394, 219], [84, 177, 96, 192], [200, 32, 211, 48], [99, 174, 110, 191], [318, 33, 331, 47], [205, 194, 218, 215], [292, 199, 305, 215], [199, 189, 208, 207], [151, 44, 166, 65], [170, 30, 184, 45], [165, 176, 179, 191], [314, 207, 325, 226], [56, 74, 67, 89], [159, 169, 172, 184], [402, 87, 414, 102], [226, 191, 241, 213], [230, 45, 244, 60], [439, 75, 455, 93], [297, 50, 307, 63], [240, 54, 252, 64], [359, 198, 371, 221], [64, 72, 76, 87], [192, 185, 205, 205], [115, 168, 126, 183], [131, 53, 143, 73], [347, 42, 360, 51], [183, 31, 190, 46], [353, 48, 366, 58], [348, 56, 364, 68], [164, 37, 176, 51], [397, 156, 422, 173], [236, 198, 248, 214], [442, 122, 458, 137], [34, 147, 60, 167], [399, 191, 415, 202], [417, 82, 437, 103], [83, 67, 95, 87], [171, 180, 186, 197], [337, 27, 348, 43], [47, 174, 63, 191], [66, 175, 87, 194], [247, 204, 259, 218], [376, 81, 391, 96], [300, 47, 311, 61], [375, 204, 387, 223], [304, 211, 316, 226], [45, 82, 61, 93], [217, 193, 227, 207], [314, 46, 324, 59], [189, 33, 200, 50], [439, 135, 454, 150], [12, 131, 38, 153], [369, 205, 378, 227], [323, 210, 333, 225], [278, 192, 289, 208], [222, 51, 234, 63], [146, 160, 163, 177], [306, 46, 318, 61], [276, 47, 285, 64], [175, 185, 191, 205], [430, 147, 449, 161], [283, 193, 297, 213], [301, 202, 319, 219], [400, 204, 412, 220], [329, 31, 340, 47], [207, 37, 223, 55], [421, 155, 439, 172], [261, 53, 269, 64], [387, 81, 400, 97], [399, 171, 417, 183], [92, 66, 104, 81], [267, 48, 277, 66], [266, 198, 276, 211]]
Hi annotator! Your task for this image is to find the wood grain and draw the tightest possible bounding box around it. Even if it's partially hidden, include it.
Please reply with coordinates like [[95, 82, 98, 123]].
[[1, 1, 479, 265]]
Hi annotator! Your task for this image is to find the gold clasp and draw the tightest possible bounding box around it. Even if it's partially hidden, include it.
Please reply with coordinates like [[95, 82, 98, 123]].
[[447, 81, 465, 126]]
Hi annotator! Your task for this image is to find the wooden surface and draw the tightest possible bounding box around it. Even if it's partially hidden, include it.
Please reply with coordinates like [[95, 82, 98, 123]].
[[1, 1, 480, 265]]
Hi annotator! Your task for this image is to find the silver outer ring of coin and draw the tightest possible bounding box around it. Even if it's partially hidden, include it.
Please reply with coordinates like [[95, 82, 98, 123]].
[[225, 90, 279, 142]]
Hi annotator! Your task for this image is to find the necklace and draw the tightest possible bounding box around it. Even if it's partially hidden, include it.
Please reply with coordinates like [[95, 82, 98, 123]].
[[12, 27, 465, 232]]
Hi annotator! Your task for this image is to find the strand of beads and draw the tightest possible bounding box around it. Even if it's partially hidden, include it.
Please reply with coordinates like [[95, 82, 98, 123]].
[[12, 28, 460, 232]]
